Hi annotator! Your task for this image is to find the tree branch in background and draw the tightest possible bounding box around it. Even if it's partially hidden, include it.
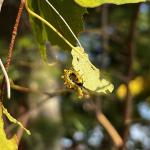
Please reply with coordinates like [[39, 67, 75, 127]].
[[121, 4, 140, 149], [6, 88, 68, 143], [101, 5, 109, 52], [100, 5, 110, 68], [95, 97, 123, 148], [85, 98, 123, 148], [91, 6, 123, 148], [5, 0, 25, 71], [16, 111, 30, 143], [10, 81, 71, 96], [96, 111, 123, 148]]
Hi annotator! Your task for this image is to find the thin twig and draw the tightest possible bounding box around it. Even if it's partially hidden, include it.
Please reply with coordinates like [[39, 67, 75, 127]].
[[5, 0, 25, 71], [10, 81, 71, 96], [0, 0, 25, 101], [6, 89, 66, 136], [45, 0, 82, 48], [5, 88, 68, 143]]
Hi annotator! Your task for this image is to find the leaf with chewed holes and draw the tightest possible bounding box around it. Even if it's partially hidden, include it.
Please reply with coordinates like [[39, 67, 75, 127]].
[[28, 0, 86, 61], [71, 47, 114, 94]]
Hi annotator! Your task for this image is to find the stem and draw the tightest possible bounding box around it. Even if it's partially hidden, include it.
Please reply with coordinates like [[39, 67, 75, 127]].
[[45, 0, 82, 48], [95, 97, 123, 148], [6, 89, 68, 134], [0, 0, 25, 101], [5, 0, 25, 71], [25, 0, 75, 50], [10, 81, 71, 96], [96, 111, 123, 148], [0, 59, 10, 99]]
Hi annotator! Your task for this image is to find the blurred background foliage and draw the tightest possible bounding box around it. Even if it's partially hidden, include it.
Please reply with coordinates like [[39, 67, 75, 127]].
[[0, 0, 150, 150]]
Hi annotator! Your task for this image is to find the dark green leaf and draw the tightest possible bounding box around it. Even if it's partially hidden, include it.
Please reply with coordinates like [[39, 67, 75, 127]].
[[28, 0, 86, 61]]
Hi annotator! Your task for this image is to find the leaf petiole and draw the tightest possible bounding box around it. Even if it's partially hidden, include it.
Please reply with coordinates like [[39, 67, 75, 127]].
[[45, 0, 82, 48], [25, 0, 75, 50]]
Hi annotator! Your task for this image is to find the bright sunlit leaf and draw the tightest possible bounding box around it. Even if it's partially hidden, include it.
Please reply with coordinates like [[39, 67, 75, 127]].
[[129, 76, 144, 96], [74, 0, 145, 8], [71, 47, 114, 94], [116, 84, 127, 99], [117, 76, 144, 99]]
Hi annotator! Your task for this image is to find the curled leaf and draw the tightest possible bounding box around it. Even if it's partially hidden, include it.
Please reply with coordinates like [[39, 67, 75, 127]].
[[71, 47, 114, 94]]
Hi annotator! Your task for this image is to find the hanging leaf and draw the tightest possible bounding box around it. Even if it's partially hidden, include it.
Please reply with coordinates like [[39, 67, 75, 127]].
[[28, 0, 86, 61], [74, 0, 146, 8], [71, 47, 114, 94], [0, 102, 30, 150]]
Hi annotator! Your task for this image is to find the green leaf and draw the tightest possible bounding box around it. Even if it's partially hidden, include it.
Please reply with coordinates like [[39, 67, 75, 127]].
[[74, 0, 146, 8], [28, 0, 86, 61], [0, 102, 30, 150], [2, 106, 31, 135], [28, 0, 48, 61], [71, 47, 114, 94], [0, 102, 18, 150]]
